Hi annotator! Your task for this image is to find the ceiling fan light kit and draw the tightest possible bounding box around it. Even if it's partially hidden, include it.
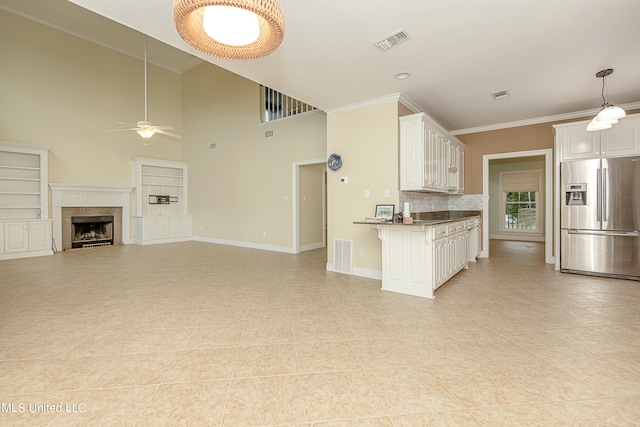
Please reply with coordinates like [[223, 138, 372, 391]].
[[107, 38, 182, 142], [173, 0, 285, 60], [586, 68, 626, 132]]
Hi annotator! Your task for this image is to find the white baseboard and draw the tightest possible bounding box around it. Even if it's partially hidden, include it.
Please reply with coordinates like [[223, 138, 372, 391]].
[[326, 262, 382, 280], [192, 236, 295, 254], [301, 242, 325, 252], [489, 234, 544, 242]]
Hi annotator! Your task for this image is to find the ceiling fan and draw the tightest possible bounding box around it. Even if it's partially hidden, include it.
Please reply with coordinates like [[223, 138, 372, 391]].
[[107, 37, 182, 142]]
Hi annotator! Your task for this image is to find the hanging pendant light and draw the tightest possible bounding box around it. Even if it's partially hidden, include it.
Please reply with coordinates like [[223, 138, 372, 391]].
[[586, 68, 626, 132], [173, 0, 285, 60]]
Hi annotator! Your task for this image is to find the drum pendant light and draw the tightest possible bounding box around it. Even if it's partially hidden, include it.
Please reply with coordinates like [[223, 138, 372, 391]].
[[173, 0, 285, 60]]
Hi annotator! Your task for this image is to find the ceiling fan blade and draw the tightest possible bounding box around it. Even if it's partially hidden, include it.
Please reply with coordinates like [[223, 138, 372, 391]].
[[154, 128, 183, 139], [106, 128, 138, 132], [153, 125, 175, 131], [115, 121, 138, 127]]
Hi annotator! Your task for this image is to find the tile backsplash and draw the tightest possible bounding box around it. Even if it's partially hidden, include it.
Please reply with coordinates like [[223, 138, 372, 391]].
[[400, 192, 483, 213]]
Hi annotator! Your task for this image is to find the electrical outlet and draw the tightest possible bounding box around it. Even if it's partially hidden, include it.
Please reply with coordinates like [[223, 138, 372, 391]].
[[384, 189, 390, 197], [340, 177, 348, 184], [359, 249, 365, 256], [262, 231, 267, 237], [364, 189, 370, 198]]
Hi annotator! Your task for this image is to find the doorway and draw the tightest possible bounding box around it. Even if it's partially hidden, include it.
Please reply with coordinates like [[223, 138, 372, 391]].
[[292, 158, 326, 253], [482, 149, 554, 264]]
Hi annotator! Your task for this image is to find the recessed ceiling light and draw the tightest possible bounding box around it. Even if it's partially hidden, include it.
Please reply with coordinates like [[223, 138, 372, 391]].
[[395, 72, 411, 80]]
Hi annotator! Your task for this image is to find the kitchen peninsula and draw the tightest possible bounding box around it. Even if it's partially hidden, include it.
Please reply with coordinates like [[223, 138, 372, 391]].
[[357, 211, 481, 298]]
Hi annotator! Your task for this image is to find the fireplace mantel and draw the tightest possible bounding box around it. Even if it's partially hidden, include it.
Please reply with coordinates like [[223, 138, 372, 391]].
[[49, 184, 133, 251]]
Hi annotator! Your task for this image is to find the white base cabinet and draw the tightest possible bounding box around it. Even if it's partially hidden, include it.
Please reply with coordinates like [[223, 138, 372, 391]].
[[1, 219, 53, 260], [375, 218, 475, 299], [133, 215, 192, 245]]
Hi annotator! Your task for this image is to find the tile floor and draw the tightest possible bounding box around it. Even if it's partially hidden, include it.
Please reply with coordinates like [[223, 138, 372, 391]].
[[1, 240, 639, 426]]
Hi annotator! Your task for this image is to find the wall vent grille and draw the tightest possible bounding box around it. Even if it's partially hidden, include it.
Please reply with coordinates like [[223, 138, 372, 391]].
[[491, 90, 510, 100], [333, 239, 352, 274], [374, 30, 411, 51]]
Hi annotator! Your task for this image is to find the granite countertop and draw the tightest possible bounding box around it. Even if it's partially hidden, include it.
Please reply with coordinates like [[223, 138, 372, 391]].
[[355, 210, 481, 226]]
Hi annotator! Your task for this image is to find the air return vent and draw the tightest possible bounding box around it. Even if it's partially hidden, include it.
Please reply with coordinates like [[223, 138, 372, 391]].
[[374, 30, 411, 51], [333, 239, 352, 274], [491, 90, 510, 100]]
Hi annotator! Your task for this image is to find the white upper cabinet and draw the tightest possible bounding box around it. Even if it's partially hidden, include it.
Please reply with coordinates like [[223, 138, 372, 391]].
[[556, 113, 640, 161], [400, 112, 465, 193]]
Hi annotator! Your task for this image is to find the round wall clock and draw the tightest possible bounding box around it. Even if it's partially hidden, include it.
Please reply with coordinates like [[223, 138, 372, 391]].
[[328, 153, 342, 171]]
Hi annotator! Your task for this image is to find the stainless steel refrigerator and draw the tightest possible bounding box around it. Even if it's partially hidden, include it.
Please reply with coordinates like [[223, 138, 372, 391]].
[[560, 156, 640, 280]]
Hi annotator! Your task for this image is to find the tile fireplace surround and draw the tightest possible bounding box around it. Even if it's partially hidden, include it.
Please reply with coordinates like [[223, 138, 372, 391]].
[[49, 184, 133, 252]]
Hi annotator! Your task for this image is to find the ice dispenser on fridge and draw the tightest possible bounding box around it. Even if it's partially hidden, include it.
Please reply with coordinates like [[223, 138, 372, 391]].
[[565, 183, 587, 206]]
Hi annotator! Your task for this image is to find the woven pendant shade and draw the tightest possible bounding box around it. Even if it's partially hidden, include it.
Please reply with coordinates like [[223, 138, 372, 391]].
[[173, 0, 285, 60]]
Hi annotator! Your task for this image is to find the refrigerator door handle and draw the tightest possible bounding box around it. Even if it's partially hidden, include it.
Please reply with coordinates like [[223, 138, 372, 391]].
[[567, 229, 640, 237], [596, 168, 602, 223], [602, 168, 607, 223]]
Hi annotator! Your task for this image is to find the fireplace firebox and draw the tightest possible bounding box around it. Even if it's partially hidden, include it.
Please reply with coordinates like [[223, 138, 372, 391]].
[[71, 216, 114, 248]]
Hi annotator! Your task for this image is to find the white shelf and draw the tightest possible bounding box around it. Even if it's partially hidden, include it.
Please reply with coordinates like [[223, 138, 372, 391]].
[[132, 157, 191, 245], [1, 142, 53, 259]]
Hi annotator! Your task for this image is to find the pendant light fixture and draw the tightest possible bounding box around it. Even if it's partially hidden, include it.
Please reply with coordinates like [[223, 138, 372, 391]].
[[173, 0, 285, 60], [586, 68, 626, 132]]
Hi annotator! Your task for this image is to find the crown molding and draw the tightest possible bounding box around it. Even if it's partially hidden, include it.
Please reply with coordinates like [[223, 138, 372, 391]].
[[325, 93, 405, 116], [451, 102, 640, 135]]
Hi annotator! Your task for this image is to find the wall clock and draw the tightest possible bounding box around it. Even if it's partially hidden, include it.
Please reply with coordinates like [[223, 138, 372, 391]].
[[327, 153, 342, 171]]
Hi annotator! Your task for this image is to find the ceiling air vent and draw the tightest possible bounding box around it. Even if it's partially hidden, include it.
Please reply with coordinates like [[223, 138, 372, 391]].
[[374, 30, 411, 51], [491, 90, 510, 100]]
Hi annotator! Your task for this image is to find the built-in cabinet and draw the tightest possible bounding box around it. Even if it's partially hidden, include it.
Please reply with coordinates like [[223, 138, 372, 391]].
[[400, 112, 465, 193], [132, 157, 192, 245], [375, 217, 478, 298], [556, 114, 640, 160], [0, 142, 53, 260]]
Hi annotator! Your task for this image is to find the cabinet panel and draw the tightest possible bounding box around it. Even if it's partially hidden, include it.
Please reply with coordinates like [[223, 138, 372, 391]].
[[602, 122, 640, 157], [4, 222, 28, 253], [170, 215, 192, 238], [28, 221, 51, 251]]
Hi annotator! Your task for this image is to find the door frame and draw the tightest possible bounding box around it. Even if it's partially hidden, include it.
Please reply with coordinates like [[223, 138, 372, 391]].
[[482, 149, 554, 264], [292, 158, 327, 254]]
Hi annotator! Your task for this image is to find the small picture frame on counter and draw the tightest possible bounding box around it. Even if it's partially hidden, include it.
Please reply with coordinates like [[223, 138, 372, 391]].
[[375, 204, 394, 222]]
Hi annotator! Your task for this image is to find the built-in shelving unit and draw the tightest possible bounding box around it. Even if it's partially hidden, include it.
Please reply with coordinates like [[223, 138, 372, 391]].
[[132, 157, 192, 245], [0, 142, 53, 260]]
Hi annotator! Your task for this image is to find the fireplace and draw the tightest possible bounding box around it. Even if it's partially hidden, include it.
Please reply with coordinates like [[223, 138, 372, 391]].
[[49, 184, 133, 252], [71, 216, 114, 248]]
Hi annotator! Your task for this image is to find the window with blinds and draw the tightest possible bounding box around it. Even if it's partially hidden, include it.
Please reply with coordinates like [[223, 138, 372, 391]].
[[261, 85, 316, 123], [500, 169, 542, 232]]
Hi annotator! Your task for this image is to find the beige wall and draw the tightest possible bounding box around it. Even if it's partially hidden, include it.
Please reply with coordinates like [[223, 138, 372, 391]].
[[458, 109, 640, 195], [0, 10, 185, 190], [299, 163, 325, 248], [326, 101, 400, 273], [458, 123, 555, 195], [181, 62, 327, 250]]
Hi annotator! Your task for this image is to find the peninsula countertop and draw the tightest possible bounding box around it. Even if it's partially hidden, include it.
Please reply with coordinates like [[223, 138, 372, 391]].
[[354, 210, 481, 226]]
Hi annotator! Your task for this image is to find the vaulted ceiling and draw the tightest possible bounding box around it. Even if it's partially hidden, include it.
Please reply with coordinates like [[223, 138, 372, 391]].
[[3, 0, 640, 133]]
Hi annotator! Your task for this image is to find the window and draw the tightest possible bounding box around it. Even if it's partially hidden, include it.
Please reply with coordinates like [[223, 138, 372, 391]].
[[499, 170, 542, 233], [504, 191, 537, 230], [261, 85, 316, 122]]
